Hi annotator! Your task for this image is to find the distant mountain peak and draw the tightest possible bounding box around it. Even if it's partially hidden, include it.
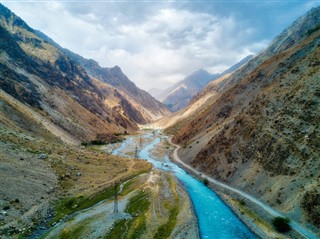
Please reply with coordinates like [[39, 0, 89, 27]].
[[193, 68, 208, 74], [159, 55, 252, 112], [111, 65, 122, 71]]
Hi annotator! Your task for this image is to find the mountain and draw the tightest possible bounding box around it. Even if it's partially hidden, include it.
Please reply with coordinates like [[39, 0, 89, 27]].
[[221, 55, 254, 75], [34, 25, 170, 123], [53, 47, 171, 121], [0, 4, 165, 236], [162, 6, 320, 233], [159, 56, 252, 112], [159, 69, 219, 112], [0, 4, 169, 143], [154, 56, 253, 129]]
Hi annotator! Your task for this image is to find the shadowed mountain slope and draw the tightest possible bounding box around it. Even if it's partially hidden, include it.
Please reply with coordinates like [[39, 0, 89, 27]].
[[0, 4, 169, 144], [0, 4, 158, 237]]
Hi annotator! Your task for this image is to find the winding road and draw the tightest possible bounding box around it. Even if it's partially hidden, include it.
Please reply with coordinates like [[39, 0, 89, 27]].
[[168, 138, 318, 239]]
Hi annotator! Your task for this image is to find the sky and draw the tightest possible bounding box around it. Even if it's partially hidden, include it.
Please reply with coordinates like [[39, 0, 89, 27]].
[[2, 0, 320, 91]]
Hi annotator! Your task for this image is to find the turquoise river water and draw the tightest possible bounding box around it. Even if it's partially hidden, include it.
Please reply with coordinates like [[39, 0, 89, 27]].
[[114, 132, 258, 239]]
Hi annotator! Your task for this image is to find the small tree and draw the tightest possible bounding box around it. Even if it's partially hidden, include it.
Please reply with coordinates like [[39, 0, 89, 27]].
[[203, 178, 209, 186], [272, 216, 291, 233]]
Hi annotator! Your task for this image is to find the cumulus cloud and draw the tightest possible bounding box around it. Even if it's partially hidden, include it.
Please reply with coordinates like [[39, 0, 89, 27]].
[[3, 1, 319, 90]]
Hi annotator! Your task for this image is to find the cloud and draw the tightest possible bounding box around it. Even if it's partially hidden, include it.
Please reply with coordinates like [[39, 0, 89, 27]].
[[88, 7, 262, 89], [3, 1, 318, 90]]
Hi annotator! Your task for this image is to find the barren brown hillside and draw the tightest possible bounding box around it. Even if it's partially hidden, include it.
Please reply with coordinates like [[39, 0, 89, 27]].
[[0, 4, 168, 237], [167, 7, 320, 233]]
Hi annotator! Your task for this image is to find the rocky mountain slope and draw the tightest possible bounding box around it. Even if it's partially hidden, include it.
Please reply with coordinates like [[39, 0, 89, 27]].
[[0, 4, 168, 237], [165, 6, 320, 234], [55, 47, 171, 121], [154, 56, 252, 129], [0, 4, 169, 143]]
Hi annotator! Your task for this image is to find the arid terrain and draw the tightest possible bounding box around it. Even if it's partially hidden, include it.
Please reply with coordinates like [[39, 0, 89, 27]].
[[157, 7, 320, 237], [0, 97, 151, 237], [1, 3, 320, 239]]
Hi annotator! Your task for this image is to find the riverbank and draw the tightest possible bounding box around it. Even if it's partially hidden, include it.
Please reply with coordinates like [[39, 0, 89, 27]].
[[37, 170, 198, 239], [167, 137, 313, 239], [102, 132, 200, 239], [140, 130, 257, 238], [0, 131, 151, 238]]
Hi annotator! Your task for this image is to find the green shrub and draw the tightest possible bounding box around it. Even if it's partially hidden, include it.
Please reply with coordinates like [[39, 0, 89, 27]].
[[239, 199, 246, 206], [81, 140, 106, 146], [203, 178, 209, 186], [272, 216, 291, 233], [307, 24, 320, 35]]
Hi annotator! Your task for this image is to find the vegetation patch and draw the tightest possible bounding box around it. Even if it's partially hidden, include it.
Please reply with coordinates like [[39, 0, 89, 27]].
[[119, 178, 139, 196], [104, 190, 150, 239], [125, 191, 150, 238], [81, 140, 107, 146], [58, 218, 92, 239], [154, 204, 179, 239], [271, 217, 291, 233], [50, 186, 115, 225], [203, 178, 209, 186], [232, 198, 272, 231], [154, 176, 179, 239], [104, 219, 127, 239], [81, 135, 124, 146]]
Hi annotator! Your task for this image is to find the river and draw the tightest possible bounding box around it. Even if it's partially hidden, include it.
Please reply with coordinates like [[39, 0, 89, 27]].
[[114, 131, 258, 239]]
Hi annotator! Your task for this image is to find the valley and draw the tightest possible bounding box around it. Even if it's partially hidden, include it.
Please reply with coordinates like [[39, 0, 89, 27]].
[[33, 131, 199, 239], [19, 129, 318, 239], [1, 2, 320, 239], [155, 6, 320, 238]]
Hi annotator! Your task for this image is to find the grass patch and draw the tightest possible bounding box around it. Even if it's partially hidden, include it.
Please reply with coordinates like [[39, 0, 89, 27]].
[[59, 218, 91, 239], [119, 178, 138, 196], [141, 128, 154, 132], [154, 204, 179, 239], [40, 217, 92, 239], [104, 219, 127, 239], [126, 191, 150, 215], [105, 190, 150, 239], [50, 186, 115, 225], [154, 176, 179, 239]]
